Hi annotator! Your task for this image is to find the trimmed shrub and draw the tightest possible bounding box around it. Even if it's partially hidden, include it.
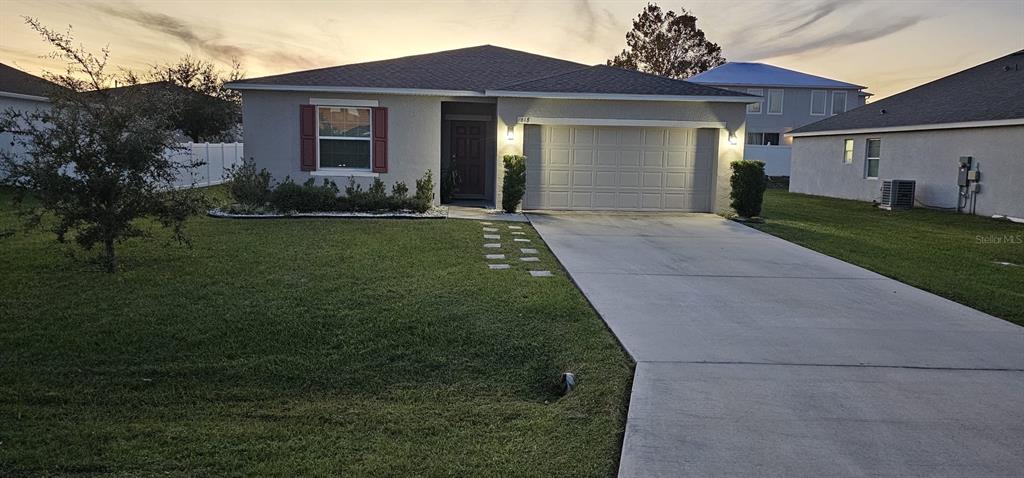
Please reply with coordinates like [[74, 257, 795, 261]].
[[269, 177, 339, 213], [501, 154, 526, 213], [412, 169, 434, 213], [729, 160, 767, 217], [391, 181, 409, 200], [225, 158, 272, 207]]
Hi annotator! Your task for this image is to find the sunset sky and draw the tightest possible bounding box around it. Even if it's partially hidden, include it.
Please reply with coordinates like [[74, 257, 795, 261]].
[[1, 0, 1022, 99]]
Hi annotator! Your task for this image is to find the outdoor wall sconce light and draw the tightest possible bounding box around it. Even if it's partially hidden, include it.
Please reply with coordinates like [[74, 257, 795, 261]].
[[728, 132, 738, 145], [506, 125, 515, 142]]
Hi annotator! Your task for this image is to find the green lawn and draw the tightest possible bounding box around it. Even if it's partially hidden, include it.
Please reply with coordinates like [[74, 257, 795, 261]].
[[749, 189, 1024, 326], [0, 189, 633, 476]]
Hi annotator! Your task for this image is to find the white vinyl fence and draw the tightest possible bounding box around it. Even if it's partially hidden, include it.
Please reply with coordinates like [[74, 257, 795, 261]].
[[169, 142, 244, 188]]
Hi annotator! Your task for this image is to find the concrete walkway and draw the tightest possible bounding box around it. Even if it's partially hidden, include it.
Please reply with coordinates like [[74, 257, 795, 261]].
[[529, 212, 1024, 478]]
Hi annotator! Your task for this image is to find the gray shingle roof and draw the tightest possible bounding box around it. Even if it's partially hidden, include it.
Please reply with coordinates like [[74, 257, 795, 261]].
[[231, 45, 587, 92], [231, 45, 750, 99], [0, 62, 61, 98], [792, 50, 1024, 134], [495, 64, 746, 97]]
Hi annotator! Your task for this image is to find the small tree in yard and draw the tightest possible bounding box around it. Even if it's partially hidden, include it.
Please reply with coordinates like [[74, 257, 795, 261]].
[[729, 160, 767, 218], [501, 154, 526, 213], [0, 19, 207, 272]]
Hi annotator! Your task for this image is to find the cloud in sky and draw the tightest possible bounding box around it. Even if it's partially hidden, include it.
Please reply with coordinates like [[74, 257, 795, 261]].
[[91, 3, 243, 63]]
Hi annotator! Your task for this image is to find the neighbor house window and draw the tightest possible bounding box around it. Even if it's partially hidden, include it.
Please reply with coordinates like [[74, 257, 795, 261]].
[[811, 90, 827, 115], [831, 91, 847, 115], [865, 138, 881, 178], [747, 88, 763, 114], [317, 106, 371, 169], [767, 89, 784, 114], [746, 132, 781, 146], [843, 138, 854, 164]]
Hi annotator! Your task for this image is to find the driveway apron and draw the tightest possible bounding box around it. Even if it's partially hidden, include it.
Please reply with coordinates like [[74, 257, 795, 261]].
[[529, 212, 1024, 478]]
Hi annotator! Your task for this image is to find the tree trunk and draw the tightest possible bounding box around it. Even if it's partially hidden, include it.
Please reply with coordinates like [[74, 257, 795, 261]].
[[104, 237, 117, 273]]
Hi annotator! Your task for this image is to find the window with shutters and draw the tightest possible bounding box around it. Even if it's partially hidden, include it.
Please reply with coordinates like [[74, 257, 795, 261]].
[[317, 106, 371, 170]]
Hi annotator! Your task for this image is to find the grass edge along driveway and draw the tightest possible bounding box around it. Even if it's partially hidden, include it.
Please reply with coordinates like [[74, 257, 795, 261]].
[[748, 189, 1024, 327]]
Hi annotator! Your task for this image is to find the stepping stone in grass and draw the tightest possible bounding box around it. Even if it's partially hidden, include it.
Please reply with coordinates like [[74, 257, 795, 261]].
[[484, 234, 500, 239], [520, 248, 538, 254], [520, 256, 540, 262], [511, 231, 525, 235], [513, 238, 531, 243], [488, 264, 511, 270], [508, 225, 523, 229], [482, 227, 498, 232], [485, 254, 505, 259], [479, 222, 493, 225], [529, 270, 553, 277], [484, 243, 501, 248]]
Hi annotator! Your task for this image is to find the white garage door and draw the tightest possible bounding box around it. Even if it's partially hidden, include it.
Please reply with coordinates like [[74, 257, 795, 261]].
[[523, 125, 714, 211]]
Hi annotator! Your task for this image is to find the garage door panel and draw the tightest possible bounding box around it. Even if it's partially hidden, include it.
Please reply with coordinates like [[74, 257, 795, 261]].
[[620, 151, 641, 167], [525, 124, 712, 212], [573, 149, 594, 165], [643, 172, 663, 188], [597, 150, 618, 165], [595, 171, 617, 187]]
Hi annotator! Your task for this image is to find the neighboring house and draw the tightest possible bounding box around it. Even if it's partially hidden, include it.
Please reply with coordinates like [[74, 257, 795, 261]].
[[226, 45, 755, 212], [689, 62, 870, 176], [788, 50, 1024, 219], [0, 62, 60, 163]]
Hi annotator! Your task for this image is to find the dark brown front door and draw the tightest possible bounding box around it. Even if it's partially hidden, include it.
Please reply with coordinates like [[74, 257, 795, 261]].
[[451, 121, 485, 197]]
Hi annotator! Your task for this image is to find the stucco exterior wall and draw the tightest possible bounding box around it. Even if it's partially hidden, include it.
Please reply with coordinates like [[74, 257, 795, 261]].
[[789, 125, 1024, 218], [495, 97, 746, 212], [240, 90, 444, 202]]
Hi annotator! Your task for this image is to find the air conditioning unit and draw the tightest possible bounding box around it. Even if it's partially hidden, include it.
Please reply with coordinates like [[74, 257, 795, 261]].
[[880, 179, 915, 210]]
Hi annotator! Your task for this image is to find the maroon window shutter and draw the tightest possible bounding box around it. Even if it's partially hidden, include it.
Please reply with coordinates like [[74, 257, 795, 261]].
[[299, 104, 316, 171], [371, 107, 388, 173]]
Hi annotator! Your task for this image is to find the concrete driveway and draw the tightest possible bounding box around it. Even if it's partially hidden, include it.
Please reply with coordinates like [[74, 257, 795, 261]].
[[529, 213, 1024, 477]]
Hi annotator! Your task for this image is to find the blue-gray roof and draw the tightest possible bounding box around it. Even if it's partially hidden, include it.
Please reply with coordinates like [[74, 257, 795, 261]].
[[688, 62, 865, 90]]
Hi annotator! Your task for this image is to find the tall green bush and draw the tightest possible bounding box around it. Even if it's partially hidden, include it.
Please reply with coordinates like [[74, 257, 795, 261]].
[[225, 158, 272, 207], [729, 160, 767, 217], [501, 154, 526, 213], [414, 169, 434, 212]]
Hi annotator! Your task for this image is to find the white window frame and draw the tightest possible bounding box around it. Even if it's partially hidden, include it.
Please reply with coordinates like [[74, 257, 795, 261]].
[[767, 89, 784, 115], [746, 88, 763, 114], [315, 105, 373, 172], [865, 138, 881, 179], [810, 90, 827, 116], [843, 138, 854, 164], [831, 91, 848, 116]]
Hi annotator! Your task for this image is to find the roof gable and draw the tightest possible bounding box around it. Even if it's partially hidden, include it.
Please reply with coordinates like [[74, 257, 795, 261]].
[[792, 50, 1024, 135], [229, 45, 753, 100], [688, 62, 864, 90], [231, 45, 588, 92]]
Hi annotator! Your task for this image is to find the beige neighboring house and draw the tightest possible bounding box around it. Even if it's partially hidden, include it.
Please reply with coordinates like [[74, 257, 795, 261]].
[[0, 63, 61, 164], [788, 50, 1024, 219], [226, 45, 756, 212]]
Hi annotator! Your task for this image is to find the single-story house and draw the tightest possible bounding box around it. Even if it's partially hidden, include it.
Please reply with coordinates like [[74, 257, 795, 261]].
[[0, 62, 60, 164], [226, 45, 755, 212], [688, 62, 870, 177], [788, 50, 1023, 219]]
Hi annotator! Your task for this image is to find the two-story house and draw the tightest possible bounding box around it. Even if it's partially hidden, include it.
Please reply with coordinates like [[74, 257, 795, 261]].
[[689, 62, 870, 176]]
